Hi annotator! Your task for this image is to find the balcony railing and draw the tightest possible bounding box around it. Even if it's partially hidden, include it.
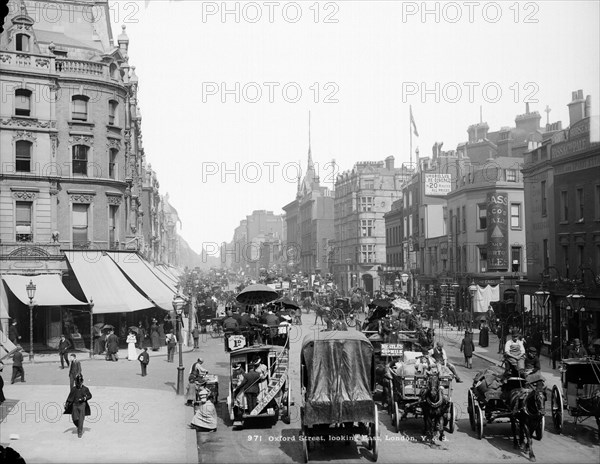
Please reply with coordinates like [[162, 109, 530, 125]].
[[0, 51, 113, 80]]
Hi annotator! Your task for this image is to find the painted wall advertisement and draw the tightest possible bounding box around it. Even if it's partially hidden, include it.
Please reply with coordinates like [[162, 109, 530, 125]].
[[424, 174, 452, 196], [486, 191, 508, 270]]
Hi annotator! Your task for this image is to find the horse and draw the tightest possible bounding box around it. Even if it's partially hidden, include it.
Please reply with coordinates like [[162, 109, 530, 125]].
[[576, 391, 600, 441], [420, 373, 450, 443], [509, 386, 546, 461]]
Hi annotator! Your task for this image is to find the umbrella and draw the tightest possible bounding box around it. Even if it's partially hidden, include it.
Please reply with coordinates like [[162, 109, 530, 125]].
[[275, 297, 300, 309], [392, 298, 412, 311], [370, 299, 392, 309], [236, 284, 279, 305], [128, 326, 140, 334]]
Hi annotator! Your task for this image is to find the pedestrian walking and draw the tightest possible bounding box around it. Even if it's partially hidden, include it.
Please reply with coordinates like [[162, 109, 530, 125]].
[[8, 321, 21, 344], [137, 321, 146, 349], [64, 374, 92, 438], [166, 331, 177, 362], [150, 319, 160, 351], [192, 326, 200, 350], [105, 330, 119, 362], [11, 346, 25, 383], [68, 354, 82, 389], [0, 361, 5, 404], [126, 330, 137, 361], [138, 348, 149, 376], [478, 321, 489, 347], [58, 334, 71, 369], [460, 331, 475, 369]]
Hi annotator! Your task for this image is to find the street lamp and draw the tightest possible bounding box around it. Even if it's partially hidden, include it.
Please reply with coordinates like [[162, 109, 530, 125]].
[[26, 279, 36, 362], [440, 283, 448, 306], [468, 281, 478, 328], [172, 293, 187, 395], [566, 284, 585, 341], [401, 273, 409, 297]]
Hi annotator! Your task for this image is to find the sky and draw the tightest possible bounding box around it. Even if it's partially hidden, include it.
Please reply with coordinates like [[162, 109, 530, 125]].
[[106, 0, 600, 254]]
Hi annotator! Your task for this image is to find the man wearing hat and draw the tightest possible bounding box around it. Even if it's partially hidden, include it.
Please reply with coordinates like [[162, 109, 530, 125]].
[[504, 329, 526, 377], [233, 365, 261, 414], [524, 346, 541, 376], [186, 358, 208, 405], [566, 339, 588, 359], [415, 347, 438, 375], [431, 341, 463, 382]]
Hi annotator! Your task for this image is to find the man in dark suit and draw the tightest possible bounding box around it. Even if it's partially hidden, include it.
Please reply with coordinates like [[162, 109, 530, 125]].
[[11, 346, 25, 383], [233, 369, 261, 414], [58, 334, 71, 369], [68, 354, 82, 389], [137, 348, 149, 376], [106, 330, 119, 362]]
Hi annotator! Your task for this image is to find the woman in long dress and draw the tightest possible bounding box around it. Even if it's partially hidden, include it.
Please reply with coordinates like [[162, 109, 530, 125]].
[[126, 331, 137, 361], [253, 357, 269, 401], [150, 319, 160, 351]]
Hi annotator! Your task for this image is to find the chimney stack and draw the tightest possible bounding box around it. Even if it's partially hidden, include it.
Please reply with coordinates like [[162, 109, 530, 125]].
[[568, 89, 586, 126], [385, 155, 395, 170]]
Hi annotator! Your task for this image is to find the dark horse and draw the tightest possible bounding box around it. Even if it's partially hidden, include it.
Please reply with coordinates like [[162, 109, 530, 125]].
[[420, 373, 450, 443], [509, 386, 546, 461], [576, 391, 600, 441]]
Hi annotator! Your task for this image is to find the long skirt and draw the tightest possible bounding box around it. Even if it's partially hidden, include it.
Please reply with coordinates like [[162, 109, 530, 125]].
[[127, 343, 137, 360], [151, 332, 160, 350]]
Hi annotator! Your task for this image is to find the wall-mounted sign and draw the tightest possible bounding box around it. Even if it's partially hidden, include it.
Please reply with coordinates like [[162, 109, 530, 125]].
[[424, 174, 452, 196], [486, 191, 508, 270], [381, 343, 404, 357]]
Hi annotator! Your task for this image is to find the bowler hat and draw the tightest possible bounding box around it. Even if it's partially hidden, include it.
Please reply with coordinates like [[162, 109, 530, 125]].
[[528, 346, 537, 353]]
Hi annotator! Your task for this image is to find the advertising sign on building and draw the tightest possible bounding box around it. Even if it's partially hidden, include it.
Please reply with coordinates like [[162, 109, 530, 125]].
[[424, 174, 452, 196], [486, 191, 508, 270]]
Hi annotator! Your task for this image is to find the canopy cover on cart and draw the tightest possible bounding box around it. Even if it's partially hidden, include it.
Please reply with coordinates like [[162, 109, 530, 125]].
[[301, 331, 375, 426]]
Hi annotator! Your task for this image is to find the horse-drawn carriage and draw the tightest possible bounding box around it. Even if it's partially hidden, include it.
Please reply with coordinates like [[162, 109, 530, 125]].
[[299, 331, 380, 462], [227, 344, 291, 429], [551, 358, 600, 436], [382, 334, 457, 437], [468, 364, 546, 461], [331, 297, 361, 328]]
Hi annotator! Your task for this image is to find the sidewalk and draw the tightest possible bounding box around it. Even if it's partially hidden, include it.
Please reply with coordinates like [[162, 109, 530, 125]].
[[0, 384, 198, 463], [432, 322, 562, 391], [1, 345, 196, 365]]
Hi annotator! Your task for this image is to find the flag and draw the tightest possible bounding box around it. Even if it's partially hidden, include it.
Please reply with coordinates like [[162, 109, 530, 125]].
[[410, 105, 419, 137]]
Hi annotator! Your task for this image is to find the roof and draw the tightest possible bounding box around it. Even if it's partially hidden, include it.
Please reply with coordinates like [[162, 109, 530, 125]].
[[35, 30, 96, 50], [228, 344, 284, 357], [301, 330, 372, 351]]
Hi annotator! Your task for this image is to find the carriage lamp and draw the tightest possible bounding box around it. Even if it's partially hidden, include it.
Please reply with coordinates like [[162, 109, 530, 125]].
[[172, 293, 187, 395], [566, 286, 585, 313], [26, 279, 37, 362]]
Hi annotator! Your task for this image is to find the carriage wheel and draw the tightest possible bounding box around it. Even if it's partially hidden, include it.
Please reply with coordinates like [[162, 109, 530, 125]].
[[534, 415, 545, 440], [387, 380, 394, 415], [448, 402, 456, 434], [346, 313, 357, 327], [551, 385, 563, 434], [393, 401, 401, 433], [371, 406, 379, 462], [475, 404, 484, 439], [331, 308, 344, 322], [467, 389, 475, 431]]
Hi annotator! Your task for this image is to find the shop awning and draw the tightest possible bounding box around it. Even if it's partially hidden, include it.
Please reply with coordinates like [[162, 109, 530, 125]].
[[154, 264, 179, 285], [1, 283, 9, 319], [65, 252, 154, 314], [106, 252, 177, 310], [1, 274, 87, 306]]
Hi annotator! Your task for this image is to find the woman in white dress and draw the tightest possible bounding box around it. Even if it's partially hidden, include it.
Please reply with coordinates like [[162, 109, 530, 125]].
[[252, 356, 269, 401], [126, 330, 138, 361]]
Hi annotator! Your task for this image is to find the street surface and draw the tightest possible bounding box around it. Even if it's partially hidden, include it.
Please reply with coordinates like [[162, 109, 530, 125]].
[[1, 314, 599, 463]]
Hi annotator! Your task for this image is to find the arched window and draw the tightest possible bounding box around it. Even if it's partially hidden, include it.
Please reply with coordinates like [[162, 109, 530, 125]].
[[15, 88, 32, 116], [72, 95, 89, 121], [16, 140, 32, 172], [16, 34, 30, 52], [109, 148, 118, 179], [72, 145, 89, 175], [108, 100, 118, 126], [109, 63, 119, 80]]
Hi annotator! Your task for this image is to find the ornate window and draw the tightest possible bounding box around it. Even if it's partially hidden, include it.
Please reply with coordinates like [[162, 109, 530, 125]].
[[108, 100, 118, 126], [72, 95, 89, 121], [109, 148, 118, 179], [15, 88, 32, 116], [109, 205, 119, 249], [510, 203, 521, 229], [361, 219, 374, 237], [72, 203, 89, 247], [72, 145, 89, 176], [15, 201, 33, 242], [16, 140, 32, 172], [16, 34, 30, 52], [360, 244, 375, 263]]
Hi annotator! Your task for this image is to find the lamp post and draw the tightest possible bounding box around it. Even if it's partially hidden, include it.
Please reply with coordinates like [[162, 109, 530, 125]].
[[89, 299, 94, 359], [172, 293, 186, 395], [440, 283, 448, 306], [468, 280, 478, 329], [566, 284, 585, 341], [26, 279, 36, 362], [401, 273, 409, 298]]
